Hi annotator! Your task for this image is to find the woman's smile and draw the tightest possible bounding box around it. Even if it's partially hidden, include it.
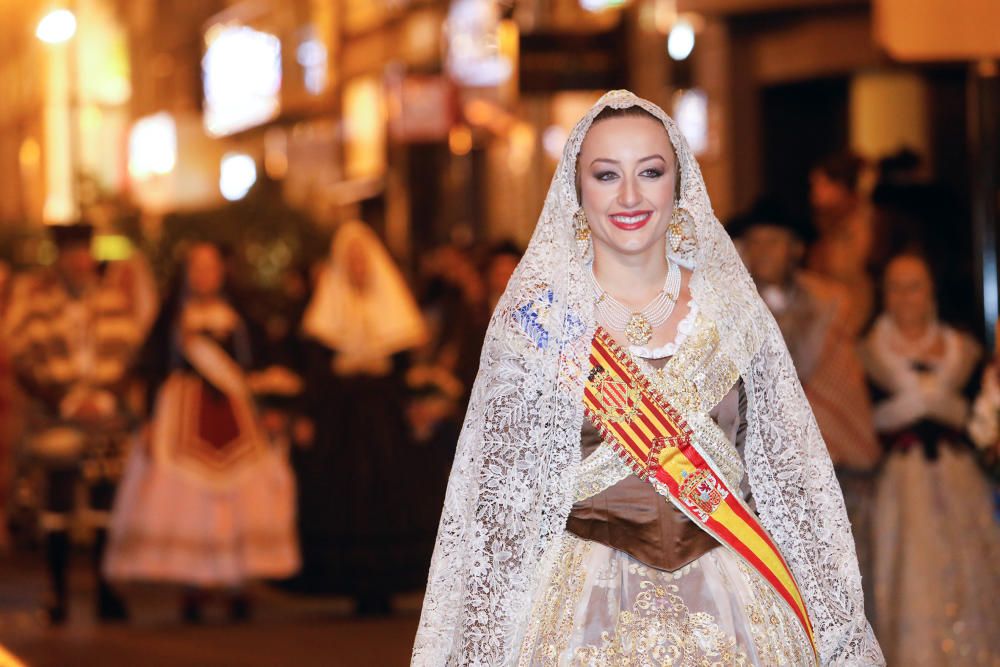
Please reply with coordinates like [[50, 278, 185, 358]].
[[608, 210, 654, 231]]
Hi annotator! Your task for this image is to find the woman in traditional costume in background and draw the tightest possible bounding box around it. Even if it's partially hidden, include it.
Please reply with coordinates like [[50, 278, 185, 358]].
[[105, 242, 299, 622], [297, 221, 428, 615], [412, 91, 881, 666], [861, 254, 999, 666]]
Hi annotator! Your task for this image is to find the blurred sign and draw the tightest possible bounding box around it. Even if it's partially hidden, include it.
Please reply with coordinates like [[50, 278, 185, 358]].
[[388, 75, 456, 142], [678, 0, 864, 12], [279, 120, 343, 211], [520, 29, 625, 92], [874, 0, 1000, 61], [446, 0, 513, 87], [203, 24, 282, 136]]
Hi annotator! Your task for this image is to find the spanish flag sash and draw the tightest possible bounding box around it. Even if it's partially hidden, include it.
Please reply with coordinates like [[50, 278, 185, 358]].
[[583, 327, 818, 659]]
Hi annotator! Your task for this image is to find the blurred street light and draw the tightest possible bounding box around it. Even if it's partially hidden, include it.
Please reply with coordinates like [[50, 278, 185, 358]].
[[129, 112, 177, 180], [580, 0, 627, 11], [36, 5, 81, 223], [667, 18, 695, 60], [220, 152, 257, 201], [36, 9, 77, 45]]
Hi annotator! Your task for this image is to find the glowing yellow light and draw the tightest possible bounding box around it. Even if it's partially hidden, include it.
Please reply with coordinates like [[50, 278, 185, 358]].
[[342, 76, 386, 178], [449, 125, 473, 156], [80, 105, 102, 131], [92, 234, 133, 262], [36, 9, 77, 44], [464, 99, 495, 126], [653, 0, 678, 34], [507, 122, 536, 174], [0, 643, 29, 667], [19, 138, 41, 168]]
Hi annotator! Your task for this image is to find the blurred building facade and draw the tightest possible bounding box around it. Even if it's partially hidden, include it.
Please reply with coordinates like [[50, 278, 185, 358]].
[[0, 0, 995, 274]]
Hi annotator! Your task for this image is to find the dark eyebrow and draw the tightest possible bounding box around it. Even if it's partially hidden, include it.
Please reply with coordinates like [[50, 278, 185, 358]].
[[589, 154, 667, 167]]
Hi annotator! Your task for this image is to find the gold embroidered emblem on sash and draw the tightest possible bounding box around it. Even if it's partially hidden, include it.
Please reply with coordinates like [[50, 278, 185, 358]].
[[678, 468, 728, 521], [590, 365, 640, 424]]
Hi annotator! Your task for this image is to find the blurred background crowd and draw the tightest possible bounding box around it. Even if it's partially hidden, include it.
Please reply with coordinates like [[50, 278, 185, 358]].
[[0, 0, 997, 665]]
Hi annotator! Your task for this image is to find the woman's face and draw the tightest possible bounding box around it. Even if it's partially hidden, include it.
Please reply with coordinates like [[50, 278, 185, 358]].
[[578, 115, 677, 261], [884, 256, 934, 328], [186, 244, 224, 297], [742, 226, 802, 286]]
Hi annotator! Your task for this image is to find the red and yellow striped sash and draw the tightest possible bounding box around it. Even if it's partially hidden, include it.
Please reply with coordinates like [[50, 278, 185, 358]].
[[583, 327, 817, 659]]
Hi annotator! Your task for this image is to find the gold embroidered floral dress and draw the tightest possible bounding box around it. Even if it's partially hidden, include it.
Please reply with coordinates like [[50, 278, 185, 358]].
[[519, 304, 813, 665]]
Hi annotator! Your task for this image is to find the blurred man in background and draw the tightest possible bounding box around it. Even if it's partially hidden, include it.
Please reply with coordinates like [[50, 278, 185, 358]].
[[5, 223, 142, 624]]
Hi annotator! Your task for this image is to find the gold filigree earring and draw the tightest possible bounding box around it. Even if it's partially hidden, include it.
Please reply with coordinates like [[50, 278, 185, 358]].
[[574, 208, 592, 260], [668, 206, 689, 253]]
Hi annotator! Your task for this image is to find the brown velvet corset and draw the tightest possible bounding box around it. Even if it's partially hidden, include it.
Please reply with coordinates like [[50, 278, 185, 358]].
[[566, 371, 747, 572]]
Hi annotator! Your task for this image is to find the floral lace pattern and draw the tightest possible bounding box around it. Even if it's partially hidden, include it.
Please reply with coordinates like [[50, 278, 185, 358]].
[[574, 442, 632, 503], [412, 90, 883, 666]]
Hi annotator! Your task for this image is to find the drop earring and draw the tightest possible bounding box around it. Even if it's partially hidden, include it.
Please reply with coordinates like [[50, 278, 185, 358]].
[[668, 206, 688, 253], [574, 208, 592, 261]]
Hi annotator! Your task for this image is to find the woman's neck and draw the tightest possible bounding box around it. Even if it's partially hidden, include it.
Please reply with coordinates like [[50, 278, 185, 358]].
[[592, 242, 669, 308]]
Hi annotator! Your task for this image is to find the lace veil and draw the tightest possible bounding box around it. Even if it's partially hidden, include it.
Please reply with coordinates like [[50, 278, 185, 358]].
[[301, 221, 428, 370], [412, 90, 882, 666]]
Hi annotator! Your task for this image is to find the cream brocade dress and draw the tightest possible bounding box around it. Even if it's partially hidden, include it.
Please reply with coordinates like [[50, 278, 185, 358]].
[[518, 303, 814, 666]]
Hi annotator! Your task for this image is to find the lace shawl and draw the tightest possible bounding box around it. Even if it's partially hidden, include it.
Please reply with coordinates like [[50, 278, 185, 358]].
[[412, 90, 883, 666]]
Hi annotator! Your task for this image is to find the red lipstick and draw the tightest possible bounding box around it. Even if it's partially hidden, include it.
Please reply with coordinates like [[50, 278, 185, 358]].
[[608, 210, 653, 231]]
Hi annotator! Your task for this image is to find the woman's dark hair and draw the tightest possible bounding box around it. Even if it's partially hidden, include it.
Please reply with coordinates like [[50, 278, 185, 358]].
[[880, 251, 941, 313], [883, 251, 935, 283], [575, 105, 680, 205], [814, 151, 865, 193], [486, 240, 523, 262], [138, 241, 257, 404]]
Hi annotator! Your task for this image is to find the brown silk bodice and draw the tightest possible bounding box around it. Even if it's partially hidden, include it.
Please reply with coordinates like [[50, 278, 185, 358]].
[[566, 361, 747, 572]]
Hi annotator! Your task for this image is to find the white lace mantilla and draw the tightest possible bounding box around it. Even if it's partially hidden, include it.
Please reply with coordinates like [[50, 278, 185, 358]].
[[412, 90, 884, 666]]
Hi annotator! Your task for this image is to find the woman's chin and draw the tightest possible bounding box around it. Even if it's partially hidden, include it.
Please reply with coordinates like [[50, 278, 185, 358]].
[[596, 232, 664, 259]]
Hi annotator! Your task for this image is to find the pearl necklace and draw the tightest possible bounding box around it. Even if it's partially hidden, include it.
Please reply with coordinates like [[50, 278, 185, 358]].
[[590, 261, 682, 345]]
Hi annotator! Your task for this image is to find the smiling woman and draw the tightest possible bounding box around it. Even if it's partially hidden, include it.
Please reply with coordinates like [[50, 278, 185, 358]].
[[577, 107, 687, 348], [412, 91, 884, 666]]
